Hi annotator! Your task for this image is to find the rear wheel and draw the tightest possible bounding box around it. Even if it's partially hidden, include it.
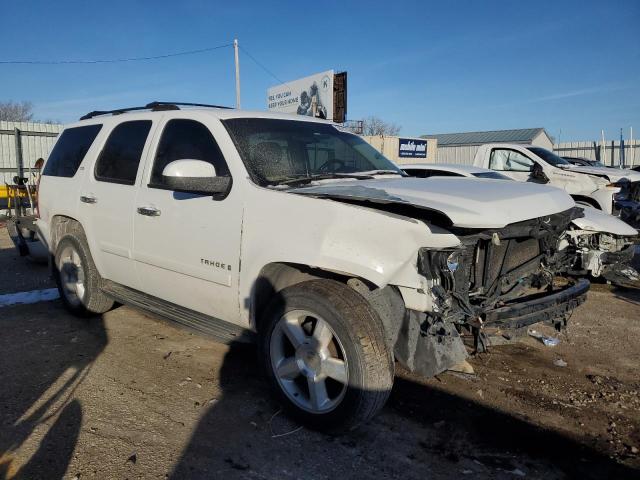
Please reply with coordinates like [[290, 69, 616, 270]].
[[260, 280, 394, 432], [54, 233, 114, 316]]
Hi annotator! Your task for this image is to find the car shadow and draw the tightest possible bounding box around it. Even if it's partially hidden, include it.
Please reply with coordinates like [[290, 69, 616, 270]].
[[0, 302, 108, 480], [389, 376, 637, 479], [168, 340, 638, 479]]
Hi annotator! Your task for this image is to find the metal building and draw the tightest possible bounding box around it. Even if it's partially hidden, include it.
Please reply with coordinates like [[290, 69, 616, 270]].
[[422, 128, 554, 164]]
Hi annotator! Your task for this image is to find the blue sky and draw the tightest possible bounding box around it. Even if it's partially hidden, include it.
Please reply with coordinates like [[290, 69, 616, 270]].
[[1, 0, 638, 141]]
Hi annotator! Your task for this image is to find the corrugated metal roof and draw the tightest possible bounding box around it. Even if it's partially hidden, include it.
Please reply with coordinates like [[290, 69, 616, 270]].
[[422, 128, 548, 146]]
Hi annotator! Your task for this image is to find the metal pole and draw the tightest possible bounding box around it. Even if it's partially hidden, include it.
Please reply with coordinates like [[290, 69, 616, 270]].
[[630, 126, 634, 167], [14, 128, 23, 179], [234, 39, 241, 109], [601, 129, 606, 166]]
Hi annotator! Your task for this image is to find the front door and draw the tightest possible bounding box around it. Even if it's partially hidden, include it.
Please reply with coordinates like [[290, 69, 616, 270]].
[[132, 117, 243, 324], [79, 119, 154, 288]]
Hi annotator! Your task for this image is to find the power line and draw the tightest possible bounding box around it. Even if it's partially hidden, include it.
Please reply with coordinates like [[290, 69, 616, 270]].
[[0, 43, 233, 65], [238, 45, 287, 85]]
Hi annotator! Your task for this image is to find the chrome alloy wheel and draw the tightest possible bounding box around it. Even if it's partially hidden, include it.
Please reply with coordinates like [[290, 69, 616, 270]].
[[57, 244, 86, 307], [270, 309, 349, 413]]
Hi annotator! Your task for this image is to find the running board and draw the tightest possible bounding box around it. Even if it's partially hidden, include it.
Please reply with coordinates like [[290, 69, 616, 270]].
[[101, 280, 255, 344]]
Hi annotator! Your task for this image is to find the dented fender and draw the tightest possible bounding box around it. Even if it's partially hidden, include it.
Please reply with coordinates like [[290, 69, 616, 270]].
[[238, 185, 461, 323]]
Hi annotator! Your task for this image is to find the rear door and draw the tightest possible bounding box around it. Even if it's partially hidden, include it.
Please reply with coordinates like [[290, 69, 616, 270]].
[[78, 119, 154, 288], [132, 116, 243, 323]]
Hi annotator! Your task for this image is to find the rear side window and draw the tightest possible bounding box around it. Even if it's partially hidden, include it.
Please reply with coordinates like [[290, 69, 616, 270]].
[[43, 124, 102, 177], [150, 119, 230, 187], [95, 120, 152, 185]]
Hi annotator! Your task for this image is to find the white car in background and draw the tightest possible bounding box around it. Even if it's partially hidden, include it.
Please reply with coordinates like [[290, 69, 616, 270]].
[[402, 163, 639, 286], [472, 144, 640, 227]]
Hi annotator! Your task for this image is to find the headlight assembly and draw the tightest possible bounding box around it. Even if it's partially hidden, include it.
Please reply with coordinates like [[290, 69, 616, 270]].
[[418, 247, 464, 290]]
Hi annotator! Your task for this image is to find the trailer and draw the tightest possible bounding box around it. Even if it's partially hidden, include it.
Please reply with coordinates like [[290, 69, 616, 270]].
[[5, 173, 48, 263]]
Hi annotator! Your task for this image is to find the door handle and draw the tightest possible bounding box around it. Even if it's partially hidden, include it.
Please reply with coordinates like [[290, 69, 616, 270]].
[[137, 206, 161, 217], [80, 195, 97, 204]]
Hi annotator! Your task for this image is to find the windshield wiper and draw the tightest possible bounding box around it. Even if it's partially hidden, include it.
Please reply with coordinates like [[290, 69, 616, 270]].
[[278, 173, 374, 187]]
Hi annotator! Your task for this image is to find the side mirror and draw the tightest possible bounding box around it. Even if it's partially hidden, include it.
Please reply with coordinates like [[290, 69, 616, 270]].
[[162, 159, 231, 195], [530, 162, 550, 184]]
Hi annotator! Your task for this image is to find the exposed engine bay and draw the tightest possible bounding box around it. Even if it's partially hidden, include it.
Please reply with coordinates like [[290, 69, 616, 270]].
[[416, 207, 588, 343], [565, 229, 639, 286]]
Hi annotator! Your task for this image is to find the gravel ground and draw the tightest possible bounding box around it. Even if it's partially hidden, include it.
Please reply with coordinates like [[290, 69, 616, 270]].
[[0, 224, 638, 479]]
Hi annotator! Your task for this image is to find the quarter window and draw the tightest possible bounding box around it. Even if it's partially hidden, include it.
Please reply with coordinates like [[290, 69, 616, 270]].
[[43, 124, 102, 178], [95, 120, 152, 185], [150, 119, 230, 188], [489, 149, 534, 172]]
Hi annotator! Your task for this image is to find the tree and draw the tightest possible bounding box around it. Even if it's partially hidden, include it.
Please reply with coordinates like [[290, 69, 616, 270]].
[[361, 115, 401, 136], [0, 100, 34, 122]]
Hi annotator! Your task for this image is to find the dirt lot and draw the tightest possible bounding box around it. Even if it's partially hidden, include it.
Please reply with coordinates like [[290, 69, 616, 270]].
[[0, 224, 638, 479]]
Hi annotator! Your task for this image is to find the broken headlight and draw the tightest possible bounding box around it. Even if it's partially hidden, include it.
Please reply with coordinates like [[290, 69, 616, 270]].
[[418, 247, 464, 290]]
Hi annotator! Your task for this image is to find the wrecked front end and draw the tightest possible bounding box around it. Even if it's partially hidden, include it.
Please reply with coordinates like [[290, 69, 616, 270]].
[[565, 230, 639, 287], [393, 207, 590, 376]]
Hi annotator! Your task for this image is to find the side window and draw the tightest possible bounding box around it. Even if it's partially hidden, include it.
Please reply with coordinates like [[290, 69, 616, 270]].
[[150, 119, 230, 187], [489, 149, 533, 172], [95, 121, 152, 185], [43, 124, 102, 177]]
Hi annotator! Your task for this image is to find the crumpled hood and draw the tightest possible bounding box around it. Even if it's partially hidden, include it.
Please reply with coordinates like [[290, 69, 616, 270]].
[[291, 177, 575, 228], [562, 165, 640, 183], [572, 207, 639, 236]]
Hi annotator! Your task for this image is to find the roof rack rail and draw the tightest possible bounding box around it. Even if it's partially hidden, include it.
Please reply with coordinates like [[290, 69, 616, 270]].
[[79, 101, 233, 120], [146, 101, 233, 110]]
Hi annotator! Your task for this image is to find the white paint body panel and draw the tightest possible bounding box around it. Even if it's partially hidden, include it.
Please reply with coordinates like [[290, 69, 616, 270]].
[[162, 159, 217, 178], [292, 177, 575, 229], [562, 164, 640, 183], [572, 207, 638, 236]]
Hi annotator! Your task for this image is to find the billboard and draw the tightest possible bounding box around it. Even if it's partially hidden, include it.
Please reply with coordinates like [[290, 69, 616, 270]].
[[268, 70, 334, 121], [398, 138, 427, 158]]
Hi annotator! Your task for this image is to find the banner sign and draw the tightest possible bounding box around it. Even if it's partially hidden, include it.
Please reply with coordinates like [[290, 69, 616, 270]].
[[268, 70, 334, 121], [398, 138, 427, 158]]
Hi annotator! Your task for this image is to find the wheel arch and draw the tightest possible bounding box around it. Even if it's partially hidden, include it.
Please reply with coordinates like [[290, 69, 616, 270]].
[[571, 195, 602, 210], [50, 215, 85, 252], [250, 262, 377, 330], [48, 215, 105, 277]]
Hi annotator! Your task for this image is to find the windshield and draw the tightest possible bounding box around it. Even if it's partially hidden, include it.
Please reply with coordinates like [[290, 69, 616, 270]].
[[222, 118, 403, 186], [526, 147, 570, 167], [471, 171, 513, 180]]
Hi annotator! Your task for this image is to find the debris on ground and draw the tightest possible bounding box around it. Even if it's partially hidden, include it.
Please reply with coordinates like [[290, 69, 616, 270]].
[[528, 329, 560, 346]]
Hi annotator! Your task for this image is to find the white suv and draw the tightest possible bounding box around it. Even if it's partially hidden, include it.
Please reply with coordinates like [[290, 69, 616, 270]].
[[38, 102, 589, 430]]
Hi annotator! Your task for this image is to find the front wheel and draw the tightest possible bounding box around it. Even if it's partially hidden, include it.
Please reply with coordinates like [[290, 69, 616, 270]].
[[260, 280, 394, 433]]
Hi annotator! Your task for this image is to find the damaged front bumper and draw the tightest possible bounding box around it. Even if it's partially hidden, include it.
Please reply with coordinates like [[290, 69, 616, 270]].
[[482, 278, 589, 330], [393, 280, 589, 378]]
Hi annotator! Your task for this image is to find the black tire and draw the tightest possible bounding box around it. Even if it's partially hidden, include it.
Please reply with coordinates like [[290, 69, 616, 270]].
[[53, 228, 114, 316], [259, 279, 394, 433]]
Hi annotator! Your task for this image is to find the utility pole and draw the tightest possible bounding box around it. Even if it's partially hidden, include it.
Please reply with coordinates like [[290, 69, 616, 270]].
[[234, 39, 241, 109]]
